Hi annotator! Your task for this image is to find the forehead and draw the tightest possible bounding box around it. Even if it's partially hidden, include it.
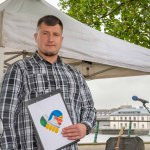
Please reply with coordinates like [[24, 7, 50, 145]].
[[37, 23, 63, 33]]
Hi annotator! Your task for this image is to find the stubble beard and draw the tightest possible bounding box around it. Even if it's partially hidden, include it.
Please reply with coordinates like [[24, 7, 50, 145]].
[[41, 50, 58, 57]]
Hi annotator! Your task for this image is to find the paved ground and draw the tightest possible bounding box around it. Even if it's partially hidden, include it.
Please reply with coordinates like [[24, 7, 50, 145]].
[[78, 143, 150, 150]]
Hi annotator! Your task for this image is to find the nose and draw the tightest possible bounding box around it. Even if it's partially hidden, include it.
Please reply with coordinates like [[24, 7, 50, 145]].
[[47, 34, 54, 42]]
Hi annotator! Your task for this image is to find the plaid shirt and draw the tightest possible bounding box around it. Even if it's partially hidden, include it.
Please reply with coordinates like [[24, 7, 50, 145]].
[[0, 52, 96, 150]]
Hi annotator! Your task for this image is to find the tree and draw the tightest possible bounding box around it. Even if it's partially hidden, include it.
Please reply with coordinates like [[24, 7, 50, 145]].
[[59, 0, 150, 49]]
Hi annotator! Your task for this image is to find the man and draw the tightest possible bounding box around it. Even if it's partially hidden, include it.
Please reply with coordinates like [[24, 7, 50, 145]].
[[0, 15, 96, 149]]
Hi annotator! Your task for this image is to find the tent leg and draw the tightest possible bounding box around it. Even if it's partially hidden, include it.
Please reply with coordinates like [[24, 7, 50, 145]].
[[0, 47, 4, 84]]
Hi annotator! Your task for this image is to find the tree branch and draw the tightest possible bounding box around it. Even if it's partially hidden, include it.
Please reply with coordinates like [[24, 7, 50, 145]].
[[100, 0, 134, 19]]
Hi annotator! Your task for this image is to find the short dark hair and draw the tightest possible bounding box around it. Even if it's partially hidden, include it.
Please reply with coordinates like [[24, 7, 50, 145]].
[[37, 15, 63, 31]]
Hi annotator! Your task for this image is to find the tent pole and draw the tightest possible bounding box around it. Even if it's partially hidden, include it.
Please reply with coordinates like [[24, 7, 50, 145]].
[[0, 47, 4, 84]]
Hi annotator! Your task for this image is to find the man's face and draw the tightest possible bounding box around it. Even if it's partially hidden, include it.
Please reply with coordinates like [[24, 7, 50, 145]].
[[34, 23, 63, 57]]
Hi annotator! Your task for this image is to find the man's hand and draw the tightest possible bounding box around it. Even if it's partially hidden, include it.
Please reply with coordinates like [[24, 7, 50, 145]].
[[61, 123, 87, 140]]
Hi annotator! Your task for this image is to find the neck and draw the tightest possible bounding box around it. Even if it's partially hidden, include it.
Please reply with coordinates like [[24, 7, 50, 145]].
[[38, 51, 58, 64]]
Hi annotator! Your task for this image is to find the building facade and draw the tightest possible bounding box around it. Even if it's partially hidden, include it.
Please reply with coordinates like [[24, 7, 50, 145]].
[[110, 107, 150, 130]]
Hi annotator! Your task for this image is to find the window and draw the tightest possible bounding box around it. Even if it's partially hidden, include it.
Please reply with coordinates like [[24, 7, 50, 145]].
[[125, 117, 127, 120], [134, 117, 136, 121], [120, 117, 122, 120], [114, 124, 116, 129], [129, 117, 131, 120], [120, 123, 123, 127], [142, 117, 144, 121], [142, 124, 144, 129], [113, 117, 116, 120], [134, 123, 136, 128]]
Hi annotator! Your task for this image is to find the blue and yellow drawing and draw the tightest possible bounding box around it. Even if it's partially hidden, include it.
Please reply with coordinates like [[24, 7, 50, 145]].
[[40, 110, 63, 133]]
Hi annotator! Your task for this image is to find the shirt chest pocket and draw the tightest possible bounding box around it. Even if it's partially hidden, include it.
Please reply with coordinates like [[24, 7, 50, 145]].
[[27, 73, 49, 92]]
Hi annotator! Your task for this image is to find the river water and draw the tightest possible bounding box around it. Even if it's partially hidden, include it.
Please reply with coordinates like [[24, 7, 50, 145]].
[[79, 133, 150, 143]]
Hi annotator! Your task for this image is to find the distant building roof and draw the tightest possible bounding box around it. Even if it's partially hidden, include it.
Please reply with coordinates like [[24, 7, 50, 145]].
[[110, 107, 150, 116]]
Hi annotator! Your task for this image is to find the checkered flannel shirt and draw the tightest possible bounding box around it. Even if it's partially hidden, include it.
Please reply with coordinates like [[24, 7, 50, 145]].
[[0, 52, 96, 150]]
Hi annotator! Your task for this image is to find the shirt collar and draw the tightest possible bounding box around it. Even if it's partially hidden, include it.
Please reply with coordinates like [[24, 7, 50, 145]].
[[33, 51, 62, 64]]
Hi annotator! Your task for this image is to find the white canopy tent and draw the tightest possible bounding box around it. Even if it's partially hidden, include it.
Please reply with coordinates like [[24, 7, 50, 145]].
[[0, 0, 150, 80]]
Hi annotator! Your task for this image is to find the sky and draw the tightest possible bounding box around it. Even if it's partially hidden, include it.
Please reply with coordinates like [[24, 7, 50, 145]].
[[87, 75, 150, 110], [0, 0, 150, 110], [0, 0, 60, 7]]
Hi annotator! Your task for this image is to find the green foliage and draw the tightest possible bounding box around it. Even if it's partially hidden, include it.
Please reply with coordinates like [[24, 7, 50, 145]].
[[59, 0, 150, 49]]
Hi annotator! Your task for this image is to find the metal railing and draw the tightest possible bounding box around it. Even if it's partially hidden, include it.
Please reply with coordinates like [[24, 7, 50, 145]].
[[94, 119, 150, 143]]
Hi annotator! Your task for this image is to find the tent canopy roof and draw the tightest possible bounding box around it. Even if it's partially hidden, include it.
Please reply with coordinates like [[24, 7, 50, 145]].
[[0, 0, 150, 79]]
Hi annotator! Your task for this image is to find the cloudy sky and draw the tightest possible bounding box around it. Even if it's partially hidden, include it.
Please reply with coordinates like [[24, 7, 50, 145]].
[[1, 0, 150, 110], [87, 75, 150, 109]]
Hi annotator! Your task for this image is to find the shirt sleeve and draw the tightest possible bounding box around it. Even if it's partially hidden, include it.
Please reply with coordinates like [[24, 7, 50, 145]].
[[79, 73, 97, 132], [0, 63, 23, 150]]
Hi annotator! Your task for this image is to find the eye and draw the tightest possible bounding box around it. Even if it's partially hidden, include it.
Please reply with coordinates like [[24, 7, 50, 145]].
[[41, 31, 49, 35], [43, 32, 48, 35], [54, 33, 60, 36]]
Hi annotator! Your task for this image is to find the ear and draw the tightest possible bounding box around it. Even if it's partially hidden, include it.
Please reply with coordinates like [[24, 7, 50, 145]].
[[34, 33, 38, 42]]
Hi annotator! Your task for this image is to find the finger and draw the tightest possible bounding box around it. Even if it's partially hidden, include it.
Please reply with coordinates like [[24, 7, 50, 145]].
[[62, 132, 78, 137], [62, 128, 77, 133], [66, 135, 81, 140], [62, 126, 78, 134]]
